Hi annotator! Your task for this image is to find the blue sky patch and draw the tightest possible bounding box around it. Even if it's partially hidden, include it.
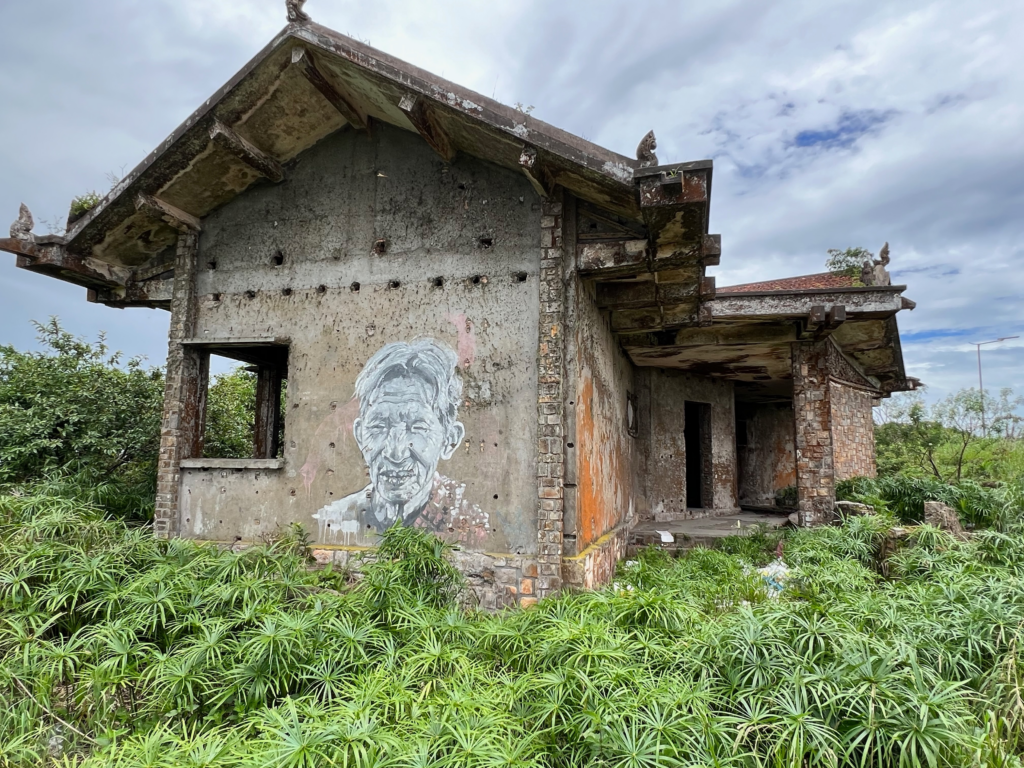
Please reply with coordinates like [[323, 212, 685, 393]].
[[792, 109, 895, 149]]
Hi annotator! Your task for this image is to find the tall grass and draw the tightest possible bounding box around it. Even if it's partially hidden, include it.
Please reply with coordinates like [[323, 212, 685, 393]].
[[2, 490, 1024, 767]]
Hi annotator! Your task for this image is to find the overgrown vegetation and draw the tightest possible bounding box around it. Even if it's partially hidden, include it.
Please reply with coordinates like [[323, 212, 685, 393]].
[[0, 321, 273, 520], [825, 246, 873, 279], [3, 493, 1024, 766], [0, 321, 164, 520], [68, 193, 103, 221], [876, 388, 1024, 483]]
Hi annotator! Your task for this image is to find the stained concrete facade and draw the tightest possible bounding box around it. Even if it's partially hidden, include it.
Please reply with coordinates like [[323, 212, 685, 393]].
[[3, 13, 919, 604]]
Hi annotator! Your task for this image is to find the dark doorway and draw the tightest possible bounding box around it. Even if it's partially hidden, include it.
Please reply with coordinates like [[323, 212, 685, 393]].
[[684, 401, 712, 509]]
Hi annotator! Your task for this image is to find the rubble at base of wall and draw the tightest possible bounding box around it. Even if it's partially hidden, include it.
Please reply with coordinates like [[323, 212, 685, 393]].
[[309, 547, 540, 611]]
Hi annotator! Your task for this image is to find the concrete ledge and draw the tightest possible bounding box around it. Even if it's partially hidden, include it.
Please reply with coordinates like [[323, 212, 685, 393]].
[[179, 458, 285, 470]]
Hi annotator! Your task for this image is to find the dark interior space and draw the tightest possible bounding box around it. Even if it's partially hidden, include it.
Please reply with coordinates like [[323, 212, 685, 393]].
[[684, 401, 710, 509]]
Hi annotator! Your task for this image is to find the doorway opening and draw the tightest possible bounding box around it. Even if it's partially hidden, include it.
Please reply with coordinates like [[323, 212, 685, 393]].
[[684, 401, 712, 509]]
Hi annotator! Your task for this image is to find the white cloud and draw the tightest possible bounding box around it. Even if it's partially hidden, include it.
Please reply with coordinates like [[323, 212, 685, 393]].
[[0, 0, 1021, 400]]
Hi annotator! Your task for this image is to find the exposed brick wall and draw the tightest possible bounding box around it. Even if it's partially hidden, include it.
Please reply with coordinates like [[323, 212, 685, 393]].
[[154, 231, 203, 538], [792, 340, 835, 526], [535, 194, 566, 601], [830, 382, 877, 480]]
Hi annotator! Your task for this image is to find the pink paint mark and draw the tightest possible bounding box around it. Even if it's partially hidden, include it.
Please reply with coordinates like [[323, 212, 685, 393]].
[[447, 313, 476, 369], [299, 397, 360, 496]]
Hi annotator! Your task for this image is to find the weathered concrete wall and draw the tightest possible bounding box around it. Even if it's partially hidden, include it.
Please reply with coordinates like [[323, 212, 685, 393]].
[[737, 403, 796, 507], [178, 124, 542, 566], [646, 369, 737, 520], [830, 383, 877, 480]]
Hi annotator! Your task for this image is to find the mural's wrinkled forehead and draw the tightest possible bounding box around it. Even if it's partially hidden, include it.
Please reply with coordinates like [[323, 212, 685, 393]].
[[354, 338, 463, 428]]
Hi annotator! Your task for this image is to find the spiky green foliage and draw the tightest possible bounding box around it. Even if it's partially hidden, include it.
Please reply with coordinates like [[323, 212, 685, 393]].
[[838, 474, 1019, 529], [4, 492, 1024, 767]]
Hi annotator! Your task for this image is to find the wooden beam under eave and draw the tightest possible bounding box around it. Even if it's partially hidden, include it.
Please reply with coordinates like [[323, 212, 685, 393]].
[[398, 94, 456, 162], [291, 47, 369, 132], [209, 120, 285, 183], [135, 194, 201, 232], [519, 146, 553, 198], [0, 237, 38, 259]]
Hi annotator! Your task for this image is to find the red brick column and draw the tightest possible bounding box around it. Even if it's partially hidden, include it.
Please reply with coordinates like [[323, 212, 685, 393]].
[[535, 193, 566, 599], [792, 340, 835, 526], [154, 230, 205, 538]]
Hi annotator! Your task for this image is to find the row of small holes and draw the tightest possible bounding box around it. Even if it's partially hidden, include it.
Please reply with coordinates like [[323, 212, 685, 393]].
[[231, 274, 529, 298], [208, 237, 497, 269]]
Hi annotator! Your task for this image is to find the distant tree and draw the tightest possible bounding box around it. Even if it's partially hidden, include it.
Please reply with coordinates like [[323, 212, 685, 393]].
[[204, 368, 257, 458], [826, 246, 873, 278], [0, 320, 165, 515], [875, 387, 1023, 482]]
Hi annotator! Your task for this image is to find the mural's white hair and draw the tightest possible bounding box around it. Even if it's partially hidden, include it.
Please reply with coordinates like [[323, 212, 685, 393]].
[[354, 338, 463, 429]]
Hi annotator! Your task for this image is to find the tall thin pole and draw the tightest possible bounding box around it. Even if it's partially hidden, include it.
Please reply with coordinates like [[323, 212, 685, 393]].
[[971, 336, 1020, 436], [978, 344, 985, 433]]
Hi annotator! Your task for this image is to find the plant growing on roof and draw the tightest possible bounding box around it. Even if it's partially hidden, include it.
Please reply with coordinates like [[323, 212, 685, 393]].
[[826, 246, 873, 278]]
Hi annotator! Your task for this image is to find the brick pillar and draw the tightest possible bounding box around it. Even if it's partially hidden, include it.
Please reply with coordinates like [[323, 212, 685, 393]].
[[536, 193, 566, 598], [154, 230, 205, 538], [792, 340, 835, 526]]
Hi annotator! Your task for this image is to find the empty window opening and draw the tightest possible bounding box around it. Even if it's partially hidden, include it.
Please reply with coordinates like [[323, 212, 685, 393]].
[[684, 401, 713, 509], [189, 343, 289, 461]]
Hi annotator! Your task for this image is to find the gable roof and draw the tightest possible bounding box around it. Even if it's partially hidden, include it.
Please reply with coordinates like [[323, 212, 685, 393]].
[[30, 20, 668, 273], [719, 272, 855, 293]]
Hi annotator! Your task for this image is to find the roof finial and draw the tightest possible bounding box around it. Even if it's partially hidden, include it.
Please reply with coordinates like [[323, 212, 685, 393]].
[[636, 130, 658, 168], [286, 0, 310, 23], [878, 241, 890, 266], [10, 203, 34, 241]]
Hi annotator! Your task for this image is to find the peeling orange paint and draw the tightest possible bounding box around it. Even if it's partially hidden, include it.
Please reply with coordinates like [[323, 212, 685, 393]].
[[576, 372, 628, 549]]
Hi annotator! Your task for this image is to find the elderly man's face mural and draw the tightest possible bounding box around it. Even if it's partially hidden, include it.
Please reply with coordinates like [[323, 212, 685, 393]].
[[352, 340, 465, 521]]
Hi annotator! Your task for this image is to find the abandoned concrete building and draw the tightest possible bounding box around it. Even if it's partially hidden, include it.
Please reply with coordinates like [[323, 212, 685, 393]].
[[2, 8, 919, 607]]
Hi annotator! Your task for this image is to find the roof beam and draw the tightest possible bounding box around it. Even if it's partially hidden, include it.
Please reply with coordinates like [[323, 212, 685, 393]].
[[135, 194, 202, 232], [291, 47, 368, 132], [398, 94, 456, 162], [209, 120, 285, 183], [519, 146, 554, 198]]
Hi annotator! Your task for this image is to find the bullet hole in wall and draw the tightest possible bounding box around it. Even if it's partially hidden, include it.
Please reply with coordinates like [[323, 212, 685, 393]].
[[273, 250, 285, 266], [478, 236, 493, 249], [244, 290, 256, 299], [328, 442, 335, 449], [373, 238, 388, 255], [567, 442, 575, 448], [493, 494, 499, 499], [207, 260, 217, 270], [316, 284, 327, 294], [289, 489, 296, 496], [282, 287, 292, 296], [471, 275, 487, 285], [433, 276, 444, 288], [211, 293, 221, 302], [350, 282, 360, 292], [515, 271, 528, 283], [388, 280, 401, 289], [457, 183, 466, 190]]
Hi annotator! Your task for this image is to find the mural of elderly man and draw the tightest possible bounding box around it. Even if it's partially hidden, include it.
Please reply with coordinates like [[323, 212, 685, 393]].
[[314, 339, 489, 545]]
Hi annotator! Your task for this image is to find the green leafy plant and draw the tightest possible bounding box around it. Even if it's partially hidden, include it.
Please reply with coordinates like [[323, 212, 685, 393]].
[[826, 246, 873, 278]]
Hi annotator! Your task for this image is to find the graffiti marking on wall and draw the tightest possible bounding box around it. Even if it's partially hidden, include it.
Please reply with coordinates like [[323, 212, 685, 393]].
[[313, 339, 489, 545]]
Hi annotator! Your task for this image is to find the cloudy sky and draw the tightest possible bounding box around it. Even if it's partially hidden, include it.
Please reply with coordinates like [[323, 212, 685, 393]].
[[1, 0, 1022, 400]]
